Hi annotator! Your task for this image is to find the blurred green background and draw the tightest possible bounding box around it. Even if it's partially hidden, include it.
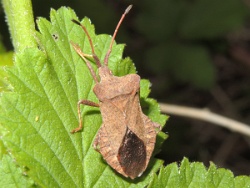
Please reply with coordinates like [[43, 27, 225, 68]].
[[1, 0, 250, 176]]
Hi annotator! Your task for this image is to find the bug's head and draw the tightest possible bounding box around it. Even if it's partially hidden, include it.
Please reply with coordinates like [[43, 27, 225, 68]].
[[98, 65, 113, 80]]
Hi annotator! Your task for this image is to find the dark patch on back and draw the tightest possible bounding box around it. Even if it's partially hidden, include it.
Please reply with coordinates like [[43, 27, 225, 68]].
[[117, 128, 146, 178]]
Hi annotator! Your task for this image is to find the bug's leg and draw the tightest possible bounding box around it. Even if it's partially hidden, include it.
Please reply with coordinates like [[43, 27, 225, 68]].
[[71, 100, 100, 134], [70, 41, 99, 83], [71, 19, 101, 68]]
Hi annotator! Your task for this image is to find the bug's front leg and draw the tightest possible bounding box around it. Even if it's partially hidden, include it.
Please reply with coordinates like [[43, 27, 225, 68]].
[[71, 99, 100, 134]]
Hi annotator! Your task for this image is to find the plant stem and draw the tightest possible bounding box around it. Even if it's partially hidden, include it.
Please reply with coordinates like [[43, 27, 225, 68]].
[[2, 0, 36, 52], [160, 103, 250, 137]]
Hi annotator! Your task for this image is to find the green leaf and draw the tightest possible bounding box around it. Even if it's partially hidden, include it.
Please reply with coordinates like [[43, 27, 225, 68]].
[[207, 163, 235, 188], [148, 158, 250, 188], [0, 7, 167, 187], [0, 52, 13, 92], [235, 176, 250, 188], [0, 154, 35, 187]]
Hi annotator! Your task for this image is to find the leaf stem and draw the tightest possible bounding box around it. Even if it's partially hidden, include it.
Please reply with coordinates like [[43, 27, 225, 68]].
[[2, 0, 37, 52]]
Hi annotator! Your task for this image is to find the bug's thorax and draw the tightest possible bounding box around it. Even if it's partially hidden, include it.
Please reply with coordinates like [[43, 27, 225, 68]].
[[94, 66, 140, 102]]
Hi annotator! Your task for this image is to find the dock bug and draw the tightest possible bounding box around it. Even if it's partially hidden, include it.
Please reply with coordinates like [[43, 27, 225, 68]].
[[70, 5, 162, 179]]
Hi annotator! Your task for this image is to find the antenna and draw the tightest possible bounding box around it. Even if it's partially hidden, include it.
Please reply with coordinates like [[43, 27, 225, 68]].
[[104, 5, 132, 66], [71, 5, 132, 69]]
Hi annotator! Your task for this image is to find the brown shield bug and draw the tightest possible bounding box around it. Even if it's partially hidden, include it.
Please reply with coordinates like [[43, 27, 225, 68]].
[[70, 5, 162, 179]]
